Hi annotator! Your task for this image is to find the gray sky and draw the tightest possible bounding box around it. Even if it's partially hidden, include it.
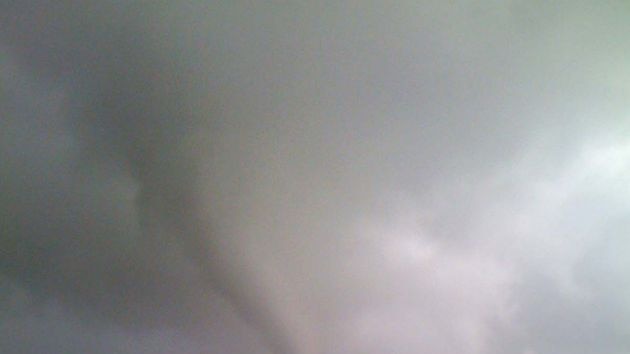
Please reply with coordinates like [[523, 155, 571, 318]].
[[1, 1, 630, 354]]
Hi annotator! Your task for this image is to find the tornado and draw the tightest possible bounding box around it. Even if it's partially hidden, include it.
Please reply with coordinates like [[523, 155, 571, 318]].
[[0, 2, 317, 354]]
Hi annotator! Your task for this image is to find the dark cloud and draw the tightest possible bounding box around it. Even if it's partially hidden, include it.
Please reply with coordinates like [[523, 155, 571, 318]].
[[2, 1, 630, 354]]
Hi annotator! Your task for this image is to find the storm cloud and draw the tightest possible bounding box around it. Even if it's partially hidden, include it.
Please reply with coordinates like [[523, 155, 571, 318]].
[[1, 1, 629, 354]]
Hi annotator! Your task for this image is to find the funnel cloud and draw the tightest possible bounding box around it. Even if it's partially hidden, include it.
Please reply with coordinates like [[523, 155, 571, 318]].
[[1, 2, 630, 354]]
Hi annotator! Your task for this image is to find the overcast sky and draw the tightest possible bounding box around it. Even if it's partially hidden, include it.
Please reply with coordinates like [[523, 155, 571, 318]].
[[1, 1, 630, 354]]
